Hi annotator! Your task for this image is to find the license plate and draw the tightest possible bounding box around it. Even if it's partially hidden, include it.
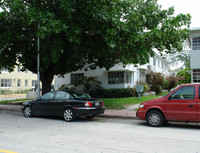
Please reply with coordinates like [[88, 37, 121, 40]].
[[95, 102, 99, 106]]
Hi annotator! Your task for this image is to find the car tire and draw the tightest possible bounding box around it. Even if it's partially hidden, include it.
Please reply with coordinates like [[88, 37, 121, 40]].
[[146, 110, 164, 127], [86, 115, 95, 119], [63, 108, 75, 122], [24, 106, 33, 118]]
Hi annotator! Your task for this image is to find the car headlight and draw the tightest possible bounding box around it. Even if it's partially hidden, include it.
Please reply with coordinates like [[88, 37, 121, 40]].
[[139, 104, 144, 110]]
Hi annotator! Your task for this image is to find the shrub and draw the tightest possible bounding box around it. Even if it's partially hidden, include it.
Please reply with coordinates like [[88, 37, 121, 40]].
[[177, 69, 191, 84], [146, 71, 164, 94], [165, 75, 178, 91], [102, 88, 135, 98], [162, 79, 169, 90]]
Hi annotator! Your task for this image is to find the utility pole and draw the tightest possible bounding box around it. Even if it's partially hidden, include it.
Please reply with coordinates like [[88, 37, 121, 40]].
[[37, 24, 40, 98]]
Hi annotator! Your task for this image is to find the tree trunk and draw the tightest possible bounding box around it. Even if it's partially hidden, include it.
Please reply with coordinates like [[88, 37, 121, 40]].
[[41, 73, 54, 95]]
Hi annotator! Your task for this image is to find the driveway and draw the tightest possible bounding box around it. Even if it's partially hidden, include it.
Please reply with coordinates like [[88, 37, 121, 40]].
[[0, 110, 200, 153]]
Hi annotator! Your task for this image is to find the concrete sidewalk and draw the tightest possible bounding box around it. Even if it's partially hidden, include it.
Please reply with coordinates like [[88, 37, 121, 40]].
[[0, 104, 138, 119], [0, 94, 26, 101]]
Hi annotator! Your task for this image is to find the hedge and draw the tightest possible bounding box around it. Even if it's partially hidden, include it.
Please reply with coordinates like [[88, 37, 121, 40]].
[[89, 88, 136, 98]]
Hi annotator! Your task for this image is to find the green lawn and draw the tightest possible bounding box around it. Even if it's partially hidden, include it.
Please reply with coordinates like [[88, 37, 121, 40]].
[[101, 92, 167, 110], [0, 99, 32, 105]]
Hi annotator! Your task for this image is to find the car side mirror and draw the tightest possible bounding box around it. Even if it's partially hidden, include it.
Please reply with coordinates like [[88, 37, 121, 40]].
[[168, 96, 172, 100], [37, 97, 41, 101]]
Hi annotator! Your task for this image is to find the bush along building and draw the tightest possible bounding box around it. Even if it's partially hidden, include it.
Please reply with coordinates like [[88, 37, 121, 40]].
[[54, 53, 169, 91]]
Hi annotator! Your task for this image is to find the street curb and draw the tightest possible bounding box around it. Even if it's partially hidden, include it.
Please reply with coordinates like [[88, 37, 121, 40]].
[[0, 105, 21, 112], [97, 114, 139, 120]]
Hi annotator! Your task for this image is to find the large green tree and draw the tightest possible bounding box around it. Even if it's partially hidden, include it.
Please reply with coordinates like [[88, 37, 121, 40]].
[[165, 41, 190, 69], [0, 0, 191, 94]]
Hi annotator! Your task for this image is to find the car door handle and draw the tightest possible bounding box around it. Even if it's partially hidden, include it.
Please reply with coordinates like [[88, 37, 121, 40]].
[[188, 105, 194, 108]]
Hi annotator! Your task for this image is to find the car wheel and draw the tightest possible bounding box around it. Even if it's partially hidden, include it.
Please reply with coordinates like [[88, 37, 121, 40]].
[[146, 110, 164, 127], [86, 115, 95, 119], [24, 106, 33, 118], [63, 108, 75, 122]]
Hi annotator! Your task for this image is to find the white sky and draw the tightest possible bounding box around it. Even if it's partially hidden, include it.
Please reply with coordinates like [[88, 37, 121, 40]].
[[158, 0, 200, 28]]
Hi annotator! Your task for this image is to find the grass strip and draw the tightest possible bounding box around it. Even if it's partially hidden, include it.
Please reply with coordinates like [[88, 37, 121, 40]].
[[101, 92, 167, 110], [0, 99, 32, 105]]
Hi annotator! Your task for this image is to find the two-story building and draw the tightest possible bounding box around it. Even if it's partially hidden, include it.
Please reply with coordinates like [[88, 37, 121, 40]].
[[0, 66, 37, 92], [189, 27, 200, 83], [54, 53, 169, 90]]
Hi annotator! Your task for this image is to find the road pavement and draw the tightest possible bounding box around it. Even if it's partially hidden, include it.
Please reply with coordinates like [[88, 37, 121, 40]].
[[1, 111, 200, 153]]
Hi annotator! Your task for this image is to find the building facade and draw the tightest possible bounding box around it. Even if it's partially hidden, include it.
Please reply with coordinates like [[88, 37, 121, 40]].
[[189, 27, 200, 83], [54, 54, 169, 90], [0, 66, 37, 91]]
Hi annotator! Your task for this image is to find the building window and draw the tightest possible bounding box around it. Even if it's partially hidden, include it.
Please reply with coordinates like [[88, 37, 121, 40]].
[[165, 64, 168, 70], [71, 73, 84, 85], [192, 37, 200, 50], [17, 79, 21, 87], [18, 66, 21, 73], [25, 80, 28, 87], [1, 68, 9, 73], [153, 58, 156, 66], [32, 80, 37, 88], [108, 72, 124, 84], [1, 79, 12, 87], [193, 69, 200, 83], [125, 72, 132, 84]]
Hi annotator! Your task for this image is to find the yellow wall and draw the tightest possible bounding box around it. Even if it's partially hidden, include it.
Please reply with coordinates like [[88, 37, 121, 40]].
[[0, 66, 37, 91]]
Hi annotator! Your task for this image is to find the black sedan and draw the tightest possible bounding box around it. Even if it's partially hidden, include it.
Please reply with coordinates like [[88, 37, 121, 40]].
[[21, 91, 105, 122]]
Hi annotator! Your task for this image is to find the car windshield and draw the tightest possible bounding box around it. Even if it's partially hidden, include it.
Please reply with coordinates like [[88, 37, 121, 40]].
[[162, 85, 180, 97], [72, 92, 92, 99]]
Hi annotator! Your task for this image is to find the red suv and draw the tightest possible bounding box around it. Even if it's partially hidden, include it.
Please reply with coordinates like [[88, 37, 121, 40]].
[[137, 84, 200, 127]]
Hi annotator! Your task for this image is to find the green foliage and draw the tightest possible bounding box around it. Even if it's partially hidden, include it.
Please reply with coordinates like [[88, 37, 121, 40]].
[[146, 71, 164, 93], [0, 0, 191, 94], [177, 69, 191, 84], [101, 88, 135, 98], [0, 99, 31, 105], [162, 79, 169, 90], [0, 89, 31, 94], [165, 41, 190, 69]]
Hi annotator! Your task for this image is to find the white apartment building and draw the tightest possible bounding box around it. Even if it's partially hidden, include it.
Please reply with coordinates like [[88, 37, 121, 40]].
[[0, 66, 37, 91], [54, 53, 169, 90], [189, 27, 200, 83]]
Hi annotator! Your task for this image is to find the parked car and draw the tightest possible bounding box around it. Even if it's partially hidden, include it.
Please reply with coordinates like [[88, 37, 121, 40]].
[[21, 91, 105, 122], [137, 83, 200, 127]]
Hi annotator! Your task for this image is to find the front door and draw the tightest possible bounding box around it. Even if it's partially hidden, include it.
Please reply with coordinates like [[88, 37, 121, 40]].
[[41, 91, 69, 116], [166, 86, 197, 121], [34, 92, 55, 115]]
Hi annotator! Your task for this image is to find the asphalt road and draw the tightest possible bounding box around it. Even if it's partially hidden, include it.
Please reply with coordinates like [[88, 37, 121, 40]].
[[1, 111, 200, 153]]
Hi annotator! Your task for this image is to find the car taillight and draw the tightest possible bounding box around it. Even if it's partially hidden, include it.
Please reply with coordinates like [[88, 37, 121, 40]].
[[84, 102, 92, 107], [102, 101, 104, 106]]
